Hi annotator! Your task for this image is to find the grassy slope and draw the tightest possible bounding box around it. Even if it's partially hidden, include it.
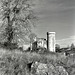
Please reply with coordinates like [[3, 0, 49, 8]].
[[0, 48, 75, 75]]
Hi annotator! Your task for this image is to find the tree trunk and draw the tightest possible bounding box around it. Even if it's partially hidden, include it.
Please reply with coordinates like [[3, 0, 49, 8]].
[[6, 15, 13, 44]]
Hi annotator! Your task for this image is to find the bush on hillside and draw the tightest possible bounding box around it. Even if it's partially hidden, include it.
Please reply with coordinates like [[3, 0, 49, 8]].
[[3, 42, 18, 50]]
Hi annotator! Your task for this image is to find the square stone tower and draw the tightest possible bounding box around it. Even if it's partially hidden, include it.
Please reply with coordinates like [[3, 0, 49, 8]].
[[47, 32, 56, 52]]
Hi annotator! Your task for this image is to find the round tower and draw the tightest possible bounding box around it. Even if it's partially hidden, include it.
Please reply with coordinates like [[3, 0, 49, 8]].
[[47, 32, 56, 52]]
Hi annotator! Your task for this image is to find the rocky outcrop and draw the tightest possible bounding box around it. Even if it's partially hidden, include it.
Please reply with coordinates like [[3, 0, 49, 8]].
[[31, 61, 68, 75], [55, 66, 68, 75]]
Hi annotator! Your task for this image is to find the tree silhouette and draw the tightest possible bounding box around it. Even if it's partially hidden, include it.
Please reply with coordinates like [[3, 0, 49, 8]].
[[0, 0, 37, 46], [71, 43, 75, 50], [55, 44, 60, 52]]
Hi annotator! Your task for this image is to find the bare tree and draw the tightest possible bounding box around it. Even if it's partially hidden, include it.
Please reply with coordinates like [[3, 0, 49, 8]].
[[0, 0, 37, 46], [29, 33, 37, 43], [28, 33, 37, 50]]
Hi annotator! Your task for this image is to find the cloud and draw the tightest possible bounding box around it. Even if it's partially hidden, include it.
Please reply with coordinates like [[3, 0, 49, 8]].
[[56, 36, 75, 48]]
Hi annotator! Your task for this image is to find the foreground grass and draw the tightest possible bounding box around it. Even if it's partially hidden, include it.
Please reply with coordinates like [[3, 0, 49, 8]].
[[0, 48, 75, 75]]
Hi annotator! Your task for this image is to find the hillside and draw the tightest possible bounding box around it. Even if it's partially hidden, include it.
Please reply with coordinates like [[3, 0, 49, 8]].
[[0, 48, 75, 75]]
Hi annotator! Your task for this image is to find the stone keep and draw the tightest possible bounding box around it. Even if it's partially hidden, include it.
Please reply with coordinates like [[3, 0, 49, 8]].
[[47, 32, 56, 52]]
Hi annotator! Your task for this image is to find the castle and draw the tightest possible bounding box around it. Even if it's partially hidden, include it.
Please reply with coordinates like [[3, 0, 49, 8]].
[[32, 32, 56, 52]]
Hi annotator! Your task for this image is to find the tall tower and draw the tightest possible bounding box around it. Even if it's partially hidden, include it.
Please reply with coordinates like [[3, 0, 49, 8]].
[[47, 32, 56, 52]]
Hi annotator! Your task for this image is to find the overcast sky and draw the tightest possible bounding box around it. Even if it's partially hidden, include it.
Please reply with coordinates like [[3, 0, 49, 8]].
[[33, 0, 75, 41]]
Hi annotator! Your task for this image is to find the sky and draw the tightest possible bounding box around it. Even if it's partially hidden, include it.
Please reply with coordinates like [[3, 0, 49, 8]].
[[0, 0, 75, 47], [33, 0, 75, 42]]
